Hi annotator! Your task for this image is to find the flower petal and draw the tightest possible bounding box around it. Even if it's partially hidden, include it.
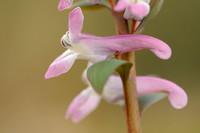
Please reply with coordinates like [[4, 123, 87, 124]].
[[66, 87, 101, 123], [78, 34, 171, 60], [124, 2, 150, 20], [58, 0, 72, 11], [69, 7, 84, 38], [64, 8, 171, 62], [102, 76, 187, 109], [115, 0, 150, 20], [45, 50, 78, 79], [136, 76, 188, 109]]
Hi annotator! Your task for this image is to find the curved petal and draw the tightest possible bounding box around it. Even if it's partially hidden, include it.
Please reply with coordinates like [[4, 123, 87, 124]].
[[66, 87, 101, 123], [58, 0, 72, 11], [124, 2, 150, 20], [136, 76, 188, 109], [69, 7, 84, 38], [78, 34, 171, 60], [45, 50, 78, 79], [102, 76, 187, 109]]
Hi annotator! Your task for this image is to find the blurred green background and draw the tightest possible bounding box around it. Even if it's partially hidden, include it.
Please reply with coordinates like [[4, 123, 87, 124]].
[[0, 0, 199, 133]]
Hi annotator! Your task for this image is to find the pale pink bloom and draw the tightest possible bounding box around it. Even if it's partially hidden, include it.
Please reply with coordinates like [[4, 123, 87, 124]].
[[66, 75, 188, 123], [114, 0, 150, 20], [66, 87, 101, 123], [45, 7, 171, 79]]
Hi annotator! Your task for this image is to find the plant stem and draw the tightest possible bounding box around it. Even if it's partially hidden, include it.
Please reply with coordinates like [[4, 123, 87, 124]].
[[112, 11, 142, 133]]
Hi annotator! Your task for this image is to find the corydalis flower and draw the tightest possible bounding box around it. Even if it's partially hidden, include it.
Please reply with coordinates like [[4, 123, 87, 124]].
[[66, 75, 188, 123], [45, 7, 171, 79], [114, 0, 150, 20]]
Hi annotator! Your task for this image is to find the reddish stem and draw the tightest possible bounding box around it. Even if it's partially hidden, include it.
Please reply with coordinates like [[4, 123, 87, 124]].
[[109, 0, 114, 10], [112, 11, 141, 133], [131, 20, 137, 34]]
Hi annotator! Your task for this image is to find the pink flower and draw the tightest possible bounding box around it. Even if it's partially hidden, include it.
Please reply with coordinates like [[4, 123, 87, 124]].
[[66, 75, 188, 123], [45, 7, 171, 79], [114, 0, 150, 20]]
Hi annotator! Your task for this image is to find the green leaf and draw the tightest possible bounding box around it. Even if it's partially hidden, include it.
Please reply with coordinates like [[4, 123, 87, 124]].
[[87, 59, 132, 93], [139, 93, 166, 114], [70, 1, 111, 10], [135, 0, 164, 33]]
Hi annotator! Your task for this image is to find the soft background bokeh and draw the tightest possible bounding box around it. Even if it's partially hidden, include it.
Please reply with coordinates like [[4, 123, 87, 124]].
[[0, 0, 199, 133]]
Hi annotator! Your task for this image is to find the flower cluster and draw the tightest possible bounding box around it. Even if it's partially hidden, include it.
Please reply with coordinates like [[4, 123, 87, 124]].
[[45, 0, 188, 125]]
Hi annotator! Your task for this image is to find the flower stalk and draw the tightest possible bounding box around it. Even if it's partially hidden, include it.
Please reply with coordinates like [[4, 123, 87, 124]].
[[113, 11, 141, 133]]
